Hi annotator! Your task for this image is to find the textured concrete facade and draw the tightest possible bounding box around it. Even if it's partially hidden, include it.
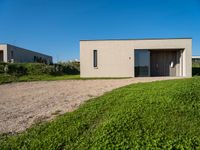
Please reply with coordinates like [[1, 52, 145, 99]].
[[80, 38, 192, 78], [0, 44, 52, 64]]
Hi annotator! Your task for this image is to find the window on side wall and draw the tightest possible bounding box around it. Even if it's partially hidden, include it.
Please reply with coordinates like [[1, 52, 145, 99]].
[[34, 56, 37, 62], [93, 50, 97, 68], [11, 51, 14, 59]]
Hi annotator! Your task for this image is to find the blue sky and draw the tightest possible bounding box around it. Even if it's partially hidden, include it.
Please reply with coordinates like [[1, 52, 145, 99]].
[[0, 0, 199, 62]]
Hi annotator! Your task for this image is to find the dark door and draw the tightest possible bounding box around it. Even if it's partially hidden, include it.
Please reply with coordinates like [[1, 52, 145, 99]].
[[150, 50, 177, 76], [0, 51, 3, 62]]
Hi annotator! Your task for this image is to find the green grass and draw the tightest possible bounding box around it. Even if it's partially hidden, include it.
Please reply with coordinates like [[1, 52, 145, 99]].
[[0, 74, 80, 84], [19, 74, 80, 81], [1, 77, 200, 149], [0, 74, 131, 84]]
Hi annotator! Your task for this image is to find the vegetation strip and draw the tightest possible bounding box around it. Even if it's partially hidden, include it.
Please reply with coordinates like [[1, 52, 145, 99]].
[[1, 77, 200, 149], [0, 62, 131, 84]]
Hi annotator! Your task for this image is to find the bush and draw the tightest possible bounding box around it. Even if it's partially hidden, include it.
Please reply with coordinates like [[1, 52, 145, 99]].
[[193, 68, 200, 76], [58, 61, 80, 75], [0, 61, 80, 76], [7, 64, 28, 76], [23, 63, 52, 75], [192, 62, 200, 76], [3, 63, 51, 76], [0, 63, 6, 74], [49, 64, 63, 76], [15, 63, 64, 76]]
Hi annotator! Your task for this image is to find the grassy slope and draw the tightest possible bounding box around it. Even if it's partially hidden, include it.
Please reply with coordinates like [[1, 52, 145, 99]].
[[1, 77, 200, 149]]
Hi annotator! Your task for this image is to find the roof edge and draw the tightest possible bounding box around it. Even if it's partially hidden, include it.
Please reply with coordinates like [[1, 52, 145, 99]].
[[192, 56, 200, 58], [80, 37, 192, 41], [0, 43, 52, 58]]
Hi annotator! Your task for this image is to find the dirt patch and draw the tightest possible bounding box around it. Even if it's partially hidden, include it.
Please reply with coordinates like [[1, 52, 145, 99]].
[[0, 77, 180, 133]]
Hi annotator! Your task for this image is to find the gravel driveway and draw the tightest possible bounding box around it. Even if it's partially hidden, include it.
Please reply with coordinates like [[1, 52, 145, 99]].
[[0, 77, 180, 134]]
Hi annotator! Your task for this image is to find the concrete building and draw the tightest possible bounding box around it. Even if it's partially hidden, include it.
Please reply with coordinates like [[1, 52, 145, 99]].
[[0, 44, 52, 64], [80, 38, 192, 78]]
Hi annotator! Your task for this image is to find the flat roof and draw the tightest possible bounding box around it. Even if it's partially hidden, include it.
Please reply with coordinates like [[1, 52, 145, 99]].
[[0, 43, 52, 58], [192, 56, 200, 59], [80, 37, 192, 41]]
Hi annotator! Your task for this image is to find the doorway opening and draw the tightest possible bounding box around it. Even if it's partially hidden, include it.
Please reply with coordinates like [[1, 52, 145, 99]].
[[0, 51, 3, 62], [134, 49, 183, 77]]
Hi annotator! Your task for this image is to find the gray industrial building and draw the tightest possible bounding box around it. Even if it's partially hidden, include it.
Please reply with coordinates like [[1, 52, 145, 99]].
[[0, 44, 52, 64]]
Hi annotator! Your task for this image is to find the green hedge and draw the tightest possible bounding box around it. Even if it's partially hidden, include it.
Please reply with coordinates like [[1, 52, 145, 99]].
[[7, 64, 28, 76], [193, 68, 200, 76], [0, 62, 80, 76], [0, 63, 6, 73], [58, 61, 80, 75], [23, 63, 52, 75], [193, 62, 200, 76]]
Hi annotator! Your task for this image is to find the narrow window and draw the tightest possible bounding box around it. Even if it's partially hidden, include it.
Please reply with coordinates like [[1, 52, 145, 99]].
[[93, 50, 97, 67], [11, 51, 14, 59], [34, 56, 37, 62]]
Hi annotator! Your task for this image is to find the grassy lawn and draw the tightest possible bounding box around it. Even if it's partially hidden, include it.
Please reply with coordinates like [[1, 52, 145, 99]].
[[0, 74, 80, 84], [0, 74, 131, 84], [1, 77, 200, 149]]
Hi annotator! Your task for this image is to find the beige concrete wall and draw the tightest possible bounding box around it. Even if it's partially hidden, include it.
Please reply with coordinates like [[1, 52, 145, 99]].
[[0, 44, 8, 62], [6, 44, 52, 64], [80, 39, 192, 78]]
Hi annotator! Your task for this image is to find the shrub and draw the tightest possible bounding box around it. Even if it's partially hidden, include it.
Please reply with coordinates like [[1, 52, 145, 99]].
[[58, 61, 80, 75], [7, 64, 28, 76], [49, 64, 63, 76], [0, 61, 80, 76], [192, 62, 200, 76], [3, 63, 63, 76], [23, 63, 52, 75], [0, 63, 6, 74], [193, 68, 200, 76]]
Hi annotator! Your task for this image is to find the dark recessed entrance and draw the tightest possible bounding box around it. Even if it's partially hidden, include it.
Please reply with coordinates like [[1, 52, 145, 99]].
[[0, 51, 3, 62], [135, 49, 182, 77]]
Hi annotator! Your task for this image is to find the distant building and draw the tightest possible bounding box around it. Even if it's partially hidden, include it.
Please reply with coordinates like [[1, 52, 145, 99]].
[[0, 44, 52, 64], [192, 56, 200, 63]]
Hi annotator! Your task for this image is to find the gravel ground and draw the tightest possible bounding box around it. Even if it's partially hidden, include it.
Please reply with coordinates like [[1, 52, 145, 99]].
[[0, 77, 180, 134]]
